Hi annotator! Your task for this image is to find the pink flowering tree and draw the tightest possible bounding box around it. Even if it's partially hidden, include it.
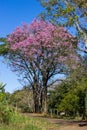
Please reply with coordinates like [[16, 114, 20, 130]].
[[7, 19, 78, 113]]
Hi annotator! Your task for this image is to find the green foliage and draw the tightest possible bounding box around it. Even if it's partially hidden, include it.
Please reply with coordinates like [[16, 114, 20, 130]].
[[0, 38, 8, 55], [48, 81, 72, 110], [0, 82, 14, 124], [72, 0, 87, 8], [0, 113, 58, 129], [39, 0, 87, 48], [58, 91, 79, 116], [0, 104, 14, 124], [39, 0, 77, 25], [0, 74, 11, 124], [0, 93, 6, 102], [0, 82, 6, 102], [39, 0, 87, 24], [48, 66, 87, 118], [9, 87, 34, 113]]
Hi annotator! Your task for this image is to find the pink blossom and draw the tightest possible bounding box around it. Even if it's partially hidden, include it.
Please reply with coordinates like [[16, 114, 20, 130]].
[[7, 19, 78, 69]]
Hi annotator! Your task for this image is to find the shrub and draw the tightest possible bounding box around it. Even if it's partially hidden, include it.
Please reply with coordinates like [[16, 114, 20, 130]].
[[0, 104, 14, 124]]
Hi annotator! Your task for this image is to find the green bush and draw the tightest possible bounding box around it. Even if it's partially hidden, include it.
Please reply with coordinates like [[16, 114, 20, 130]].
[[0, 104, 14, 124], [21, 106, 33, 113], [0, 82, 14, 124]]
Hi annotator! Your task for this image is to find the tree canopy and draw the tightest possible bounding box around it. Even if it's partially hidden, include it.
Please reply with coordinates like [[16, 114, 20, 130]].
[[39, 0, 87, 52], [6, 19, 78, 113]]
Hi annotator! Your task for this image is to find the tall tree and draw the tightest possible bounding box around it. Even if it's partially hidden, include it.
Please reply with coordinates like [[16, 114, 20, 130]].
[[6, 19, 78, 113]]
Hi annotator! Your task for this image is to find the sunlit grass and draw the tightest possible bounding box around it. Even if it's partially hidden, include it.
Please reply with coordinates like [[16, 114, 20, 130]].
[[0, 113, 59, 130]]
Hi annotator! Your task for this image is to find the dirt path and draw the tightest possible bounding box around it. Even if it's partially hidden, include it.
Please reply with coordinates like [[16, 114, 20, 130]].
[[59, 125, 87, 130], [46, 118, 87, 130], [24, 113, 87, 130]]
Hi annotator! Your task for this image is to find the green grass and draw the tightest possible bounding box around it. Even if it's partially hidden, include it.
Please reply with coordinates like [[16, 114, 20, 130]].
[[0, 113, 59, 130]]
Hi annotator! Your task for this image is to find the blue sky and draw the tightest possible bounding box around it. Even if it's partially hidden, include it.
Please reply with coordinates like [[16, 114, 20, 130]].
[[0, 0, 43, 93]]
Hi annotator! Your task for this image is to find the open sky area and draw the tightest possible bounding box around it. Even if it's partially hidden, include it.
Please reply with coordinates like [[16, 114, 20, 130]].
[[0, 0, 44, 93]]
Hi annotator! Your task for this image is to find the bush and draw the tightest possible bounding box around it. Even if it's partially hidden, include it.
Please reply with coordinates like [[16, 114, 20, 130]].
[[0, 104, 14, 124], [21, 106, 33, 113]]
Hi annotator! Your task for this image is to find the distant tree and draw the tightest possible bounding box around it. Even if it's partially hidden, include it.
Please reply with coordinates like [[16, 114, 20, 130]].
[[59, 77, 87, 118], [48, 81, 71, 110], [9, 87, 33, 112], [6, 19, 78, 113], [59, 92, 79, 117], [48, 66, 87, 118]]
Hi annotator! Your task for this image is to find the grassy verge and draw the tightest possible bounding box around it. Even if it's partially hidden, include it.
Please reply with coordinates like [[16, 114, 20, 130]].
[[0, 113, 59, 130]]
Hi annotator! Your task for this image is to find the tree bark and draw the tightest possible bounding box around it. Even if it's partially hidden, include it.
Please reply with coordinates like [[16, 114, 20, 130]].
[[43, 87, 48, 114], [33, 86, 42, 113]]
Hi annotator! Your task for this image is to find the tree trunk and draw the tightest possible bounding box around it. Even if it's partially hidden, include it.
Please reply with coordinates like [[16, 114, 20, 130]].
[[33, 87, 42, 113], [43, 87, 48, 114], [32, 76, 43, 113], [38, 90, 43, 113], [33, 89, 39, 113]]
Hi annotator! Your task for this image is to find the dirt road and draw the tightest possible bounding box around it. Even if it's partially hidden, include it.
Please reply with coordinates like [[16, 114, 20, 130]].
[[25, 113, 87, 130], [46, 118, 87, 130], [59, 125, 87, 130]]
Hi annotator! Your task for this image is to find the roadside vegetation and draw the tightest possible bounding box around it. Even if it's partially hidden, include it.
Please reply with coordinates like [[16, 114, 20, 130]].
[[0, 110, 58, 130]]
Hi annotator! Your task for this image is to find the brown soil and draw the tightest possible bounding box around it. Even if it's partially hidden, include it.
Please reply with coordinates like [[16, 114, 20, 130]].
[[59, 125, 87, 130], [24, 113, 87, 130], [46, 118, 87, 130]]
